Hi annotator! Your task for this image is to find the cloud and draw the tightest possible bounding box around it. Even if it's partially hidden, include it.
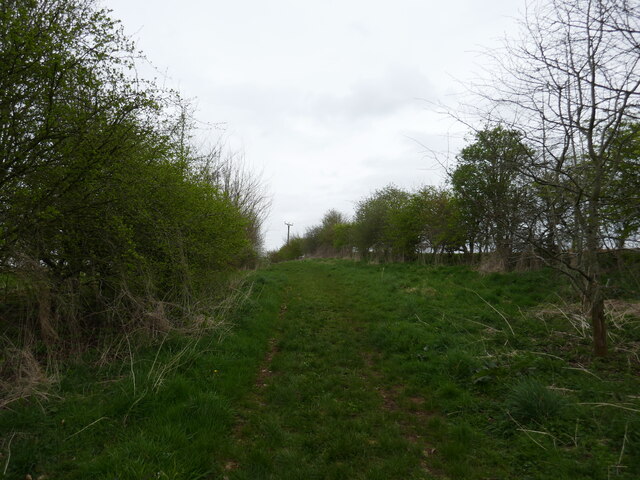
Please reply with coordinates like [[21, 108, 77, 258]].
[[199, 66, 437, 131], [308, 66, 437, 123]]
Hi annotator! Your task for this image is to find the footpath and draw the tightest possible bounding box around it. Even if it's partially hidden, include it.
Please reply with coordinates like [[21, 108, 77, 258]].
[[223, 260, 441, 479]]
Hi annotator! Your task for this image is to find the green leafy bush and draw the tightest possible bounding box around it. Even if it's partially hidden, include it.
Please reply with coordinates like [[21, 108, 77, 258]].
[[0, 0, 265, 353]]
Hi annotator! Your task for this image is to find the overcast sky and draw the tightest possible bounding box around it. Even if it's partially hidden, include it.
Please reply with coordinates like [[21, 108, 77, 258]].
[[105, 0, 525, 250]]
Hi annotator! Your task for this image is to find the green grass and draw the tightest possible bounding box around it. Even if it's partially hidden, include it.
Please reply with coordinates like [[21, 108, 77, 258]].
[[0, 271, 286, 479], [2, 259, 639, 479]]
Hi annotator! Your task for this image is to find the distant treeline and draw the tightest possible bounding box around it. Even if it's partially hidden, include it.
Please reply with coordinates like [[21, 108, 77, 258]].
[[0, 0, 269, 354], [272, 126, 639, 270]]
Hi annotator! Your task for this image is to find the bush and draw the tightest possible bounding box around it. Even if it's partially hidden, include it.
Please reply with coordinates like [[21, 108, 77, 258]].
[[269, 236, 305, 262]]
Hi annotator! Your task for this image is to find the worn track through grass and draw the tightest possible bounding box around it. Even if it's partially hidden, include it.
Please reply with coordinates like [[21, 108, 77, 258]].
[[224, 263, 442, 479]]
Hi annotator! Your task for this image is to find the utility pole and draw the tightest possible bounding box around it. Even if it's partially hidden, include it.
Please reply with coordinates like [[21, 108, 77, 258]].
[[285, 222, 293, 245]]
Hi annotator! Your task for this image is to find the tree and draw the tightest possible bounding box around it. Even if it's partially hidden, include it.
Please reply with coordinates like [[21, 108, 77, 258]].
[[269, 235, 304, 262], [295, 210, 351, 258], [409, 187, 466, 261], [353, 186, 411, 261], [332, 222, 353, 255], [480, 0, 640, 355], [603, 123, 640, 250], [449, 164, 487, 257], [0, 0, 164, 257], [197, 147, 271, 258], [452, 126, 534, 271]]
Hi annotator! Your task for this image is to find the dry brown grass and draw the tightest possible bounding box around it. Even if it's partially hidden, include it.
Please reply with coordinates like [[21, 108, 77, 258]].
[[0, 271, 255, 407], [477, 253, 508, 273], [403, 286, 438, 297], [533, 298, 640, 365], [0, 340, 57, 409]]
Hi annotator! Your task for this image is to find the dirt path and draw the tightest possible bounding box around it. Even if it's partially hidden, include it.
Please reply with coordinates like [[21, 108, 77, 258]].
[[223, 262, 444, 480]]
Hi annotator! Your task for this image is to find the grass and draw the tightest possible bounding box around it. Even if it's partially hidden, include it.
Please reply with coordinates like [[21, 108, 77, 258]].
[[0, 271, 286, 479], [1, 259, 639, 479], [505, 377, 567, 423]]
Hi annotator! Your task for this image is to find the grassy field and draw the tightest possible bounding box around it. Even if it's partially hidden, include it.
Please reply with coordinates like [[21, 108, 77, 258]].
[[1, 260, 639, 479]]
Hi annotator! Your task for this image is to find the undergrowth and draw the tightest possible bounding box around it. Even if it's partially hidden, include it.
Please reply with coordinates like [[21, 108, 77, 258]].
[[0, 271, 285, 478]]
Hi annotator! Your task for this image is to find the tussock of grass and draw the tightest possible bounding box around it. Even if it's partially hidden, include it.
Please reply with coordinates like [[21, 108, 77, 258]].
[[505, 378, 567, 423]]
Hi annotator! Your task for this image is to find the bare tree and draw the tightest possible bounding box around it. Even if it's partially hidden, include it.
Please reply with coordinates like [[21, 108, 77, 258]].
[[198, 147, 271, 254], [478, 0, 640, 356], [167, 103, 271, 257]]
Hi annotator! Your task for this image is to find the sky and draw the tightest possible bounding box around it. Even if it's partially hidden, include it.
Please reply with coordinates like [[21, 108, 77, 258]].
[[104, 0, 526, 251]]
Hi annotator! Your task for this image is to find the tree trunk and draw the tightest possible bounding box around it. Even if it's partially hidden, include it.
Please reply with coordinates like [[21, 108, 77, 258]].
[[584, 167, 606, 356], [585, 279, 607, 357], [38, 283, 59, 346], [494, 234, 512, 272]]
